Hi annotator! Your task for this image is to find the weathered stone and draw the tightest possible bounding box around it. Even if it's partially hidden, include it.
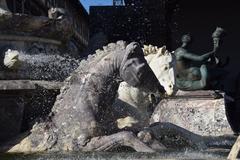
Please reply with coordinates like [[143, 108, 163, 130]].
[[3, 49, 21, 70], [117, 116, 139, 129], [150, 90, 233, 136], [0, 95, 24, 142], [0, 14, 72, 42], [0, 0, 89, 148], [0, 80, 63, 90], [0, 80, 61, 142]]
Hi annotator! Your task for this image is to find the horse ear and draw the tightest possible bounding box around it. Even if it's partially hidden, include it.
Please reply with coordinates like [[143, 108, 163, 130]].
[[156, 45, 166, 57], [161, 46, 167, 54], [125, 42, 144, 58], [143, 45, 148, 54], [143, 45, 148, 50]]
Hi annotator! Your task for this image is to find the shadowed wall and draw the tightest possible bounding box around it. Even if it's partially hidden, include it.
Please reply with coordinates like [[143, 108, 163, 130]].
[[174, 0, 240, 71]]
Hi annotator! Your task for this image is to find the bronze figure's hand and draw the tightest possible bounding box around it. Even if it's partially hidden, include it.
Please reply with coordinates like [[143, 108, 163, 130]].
[[212, 27, 225, 52]]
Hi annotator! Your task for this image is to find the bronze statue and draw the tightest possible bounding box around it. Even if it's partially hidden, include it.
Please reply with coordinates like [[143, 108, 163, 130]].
[[174, 28, 240, 135], [174, 27, 225, 91]]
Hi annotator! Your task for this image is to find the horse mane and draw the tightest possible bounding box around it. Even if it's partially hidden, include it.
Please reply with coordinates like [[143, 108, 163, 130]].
[[68, 43, 170, 83], [66, 41, 127, 82], [55, 41, 127, 108], [142, 44, 170, 56]]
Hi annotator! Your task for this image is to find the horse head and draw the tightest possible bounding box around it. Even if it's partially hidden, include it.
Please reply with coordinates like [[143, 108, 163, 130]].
[[120, 42, 165, 95], [144, 45, 177, 96]]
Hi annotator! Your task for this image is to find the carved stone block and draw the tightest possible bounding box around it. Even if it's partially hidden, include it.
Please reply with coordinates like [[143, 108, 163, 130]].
[[151, 90, 233, 136]]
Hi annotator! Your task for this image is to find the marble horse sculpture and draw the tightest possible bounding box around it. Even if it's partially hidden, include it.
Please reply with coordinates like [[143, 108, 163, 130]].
[[112, 43, 231, 149], [2, 41, 226, 153], [114, 45, 177, 130], [3, 41, 166, 153]]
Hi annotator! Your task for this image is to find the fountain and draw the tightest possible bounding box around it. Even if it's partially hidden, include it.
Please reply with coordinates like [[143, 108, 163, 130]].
[[0, 0, 89, 142], [0, 0, 239, 159]]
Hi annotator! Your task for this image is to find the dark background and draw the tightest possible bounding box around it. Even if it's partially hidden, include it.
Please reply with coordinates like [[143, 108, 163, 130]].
[[90, 0, 240, 71], [174, 0, 240, 70]]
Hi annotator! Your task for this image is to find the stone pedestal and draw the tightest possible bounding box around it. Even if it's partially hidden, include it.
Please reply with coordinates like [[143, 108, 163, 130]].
[[151, 90, 233, 136]]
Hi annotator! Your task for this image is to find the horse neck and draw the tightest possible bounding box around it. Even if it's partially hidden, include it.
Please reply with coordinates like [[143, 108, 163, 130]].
[[145, 54, 164, 75], [94, 53, 123, 79], [144, 54, 155, 64]]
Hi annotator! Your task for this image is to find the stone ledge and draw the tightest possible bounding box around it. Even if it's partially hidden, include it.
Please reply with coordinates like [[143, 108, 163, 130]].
[[0, 80, 63, 90], [167, 90, 222, 100], [0, 34, 61, 45]]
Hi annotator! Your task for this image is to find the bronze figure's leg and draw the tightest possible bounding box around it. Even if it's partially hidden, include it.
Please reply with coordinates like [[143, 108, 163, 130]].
[[199, 64, 208, 88], [177, 65, 208, 91]]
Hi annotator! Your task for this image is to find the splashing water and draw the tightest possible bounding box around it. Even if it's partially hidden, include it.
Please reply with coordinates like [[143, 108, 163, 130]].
[[18, 52, 81, 81]]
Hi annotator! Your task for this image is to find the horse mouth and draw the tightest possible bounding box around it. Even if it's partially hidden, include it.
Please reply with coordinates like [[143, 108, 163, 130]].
[[165, 86, 177, 96]]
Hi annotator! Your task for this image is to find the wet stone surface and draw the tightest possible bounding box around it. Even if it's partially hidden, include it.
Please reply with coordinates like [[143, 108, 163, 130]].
[[0, 149, 230, 160]]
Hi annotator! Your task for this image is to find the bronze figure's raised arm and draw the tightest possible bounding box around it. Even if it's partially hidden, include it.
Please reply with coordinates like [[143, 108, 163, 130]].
[[174, 27, 225, 91]]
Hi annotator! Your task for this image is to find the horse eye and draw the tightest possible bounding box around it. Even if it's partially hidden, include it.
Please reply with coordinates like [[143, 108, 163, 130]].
[[164, 66, 168, 70]]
